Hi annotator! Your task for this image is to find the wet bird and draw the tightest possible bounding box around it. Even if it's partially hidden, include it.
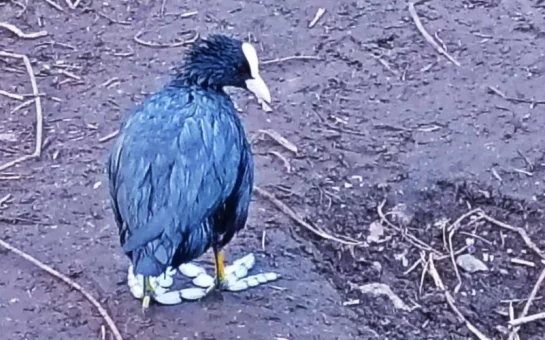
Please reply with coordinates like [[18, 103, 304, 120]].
[[107, 34, 272, 310]]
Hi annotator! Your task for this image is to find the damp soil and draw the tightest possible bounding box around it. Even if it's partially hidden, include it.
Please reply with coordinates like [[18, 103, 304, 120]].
[[1, 1, 545, 339]]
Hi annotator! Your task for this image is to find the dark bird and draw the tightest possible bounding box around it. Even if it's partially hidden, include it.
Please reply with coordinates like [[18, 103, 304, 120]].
[[107, 34, 271, 310]]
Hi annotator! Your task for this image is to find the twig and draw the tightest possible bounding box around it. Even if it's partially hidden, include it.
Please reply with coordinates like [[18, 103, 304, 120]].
[[308, 8, 326, 28], [99, 130, 119, 143], [164, 11, 198, 19], [258, 129, 298, 154], [378, 200, 442, 255], [508, 302, 519, 340], [254, 186, 362, 245], [97, 12, 132, 26], [373, 123, 411, 132], [11, 98, 35, 114], [43, 0, 64, 11], [446, 209, 484, 292], [510, 258, 535, 267], [510, 311, 545, 327], [0, 51, 43, 172], [64, 0, 81, 9], [133, 31, 199, 48], [11, 0, 27, 17], [427, 254, 491, 340], [408, 2, 461, 67], [517, 149, 534, 171], [508, 268, 545, 335], [0, 22, 48, 39], [0, 238, 123, 340], [419, 251, 429, 296], [487, 85, 545, 107], [58, 69, 81, 80], [0, 90, 24, 100], [262, 55, 322, 65], [268, 151, 292, 173], [160, 0, 167, 17], [480, 213, 545, 259], [370, 55, 400, 78], [0, 193, 12, 206], [261, 230, 266, 251]]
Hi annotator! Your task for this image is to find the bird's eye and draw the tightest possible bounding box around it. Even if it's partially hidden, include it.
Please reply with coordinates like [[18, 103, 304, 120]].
[[238, 63, 250, 76]]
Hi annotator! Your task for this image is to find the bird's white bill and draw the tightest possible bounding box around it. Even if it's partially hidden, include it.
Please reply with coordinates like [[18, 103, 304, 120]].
[[246, 75, 271, 104]]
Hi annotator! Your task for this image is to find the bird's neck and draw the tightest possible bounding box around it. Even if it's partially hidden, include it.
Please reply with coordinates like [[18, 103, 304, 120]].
[[171, 63, 228, 91]]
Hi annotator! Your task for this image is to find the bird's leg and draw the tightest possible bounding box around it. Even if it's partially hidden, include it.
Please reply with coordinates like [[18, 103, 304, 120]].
[[205, 246, 227, 294], [142, 276, 155, 313], [203, 245, 227, 294], [214, 248, 226, 287]]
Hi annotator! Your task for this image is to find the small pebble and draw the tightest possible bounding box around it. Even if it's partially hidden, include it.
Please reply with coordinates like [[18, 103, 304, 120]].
[[456, 254, 489, 273]]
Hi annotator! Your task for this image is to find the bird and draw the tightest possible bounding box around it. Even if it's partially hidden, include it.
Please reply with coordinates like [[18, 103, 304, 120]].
[[106, 34, 271, 311]]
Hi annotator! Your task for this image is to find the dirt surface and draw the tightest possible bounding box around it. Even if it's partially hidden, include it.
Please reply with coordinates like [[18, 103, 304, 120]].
[[1, 0, 545, 339]]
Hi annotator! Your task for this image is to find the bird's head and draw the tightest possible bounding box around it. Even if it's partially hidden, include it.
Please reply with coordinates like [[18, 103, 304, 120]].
[[178, 34, 271, 104]]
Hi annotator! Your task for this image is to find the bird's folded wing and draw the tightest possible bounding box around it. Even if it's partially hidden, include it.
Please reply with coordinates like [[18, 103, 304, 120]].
[[108, 112, 244, 254]]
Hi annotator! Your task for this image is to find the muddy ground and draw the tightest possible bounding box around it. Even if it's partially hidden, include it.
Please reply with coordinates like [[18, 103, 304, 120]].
[[1, 0, 545, 339]]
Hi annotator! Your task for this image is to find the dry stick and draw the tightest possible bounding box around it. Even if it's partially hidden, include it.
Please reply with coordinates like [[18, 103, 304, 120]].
[[268, 151, 291, 173], [0, 51, 43, 172], [0, 239, 123, 340], [262, 55, 322, 65], [378, 200, 442, 255], [254, 186, 362, 245], [508, 303, 520, 340], [408, 2, 461, 67], [418, 251, 429, 296], [97, 12, 132, 26], [160, 0, 167, 17], [427, 254, 491, 340], [510, 311, 545, 327], [0, 193, 12, 205], [480, 213, 545, 260], [133, 31, 199, 48], [0, 90, 24, 100], [258, 129, 298, 154], [487, 85, 545, 106], [508, 268, 545, 337], [64, 0, 81, 9], [447, 210, 484, 293], [11, 99, 35, 114], [0, 22, 48, 39], [371, 55, 399, 77], [43, 0, 64, 11], [308, 8, 326, 29], [99, 130, 119, 143], [11, 0, 27, 17]]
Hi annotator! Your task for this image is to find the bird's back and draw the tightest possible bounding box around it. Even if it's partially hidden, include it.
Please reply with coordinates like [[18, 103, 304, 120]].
[[108, 86, 253, 277]]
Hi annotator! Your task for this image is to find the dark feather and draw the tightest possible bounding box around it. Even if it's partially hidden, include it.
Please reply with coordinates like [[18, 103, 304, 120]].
[[108, 83, 253, 277]]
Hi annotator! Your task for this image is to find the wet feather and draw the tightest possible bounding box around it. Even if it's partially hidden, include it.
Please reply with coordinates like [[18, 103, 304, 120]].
[[107, 35, 255, 278]]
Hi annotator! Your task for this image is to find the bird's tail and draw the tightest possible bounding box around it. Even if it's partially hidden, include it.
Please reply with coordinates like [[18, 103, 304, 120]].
[[131, 241, 169, 277], [122, 209, 174, 277]]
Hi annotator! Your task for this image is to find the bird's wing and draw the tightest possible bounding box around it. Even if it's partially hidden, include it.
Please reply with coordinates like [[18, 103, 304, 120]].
[[108, 95, 244, 272], [213, 138, 254, 248]]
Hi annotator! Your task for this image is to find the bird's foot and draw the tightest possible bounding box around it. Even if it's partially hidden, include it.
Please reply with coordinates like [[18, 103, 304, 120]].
[[126, 253, 279, 306], [183, 253, 280, 293]]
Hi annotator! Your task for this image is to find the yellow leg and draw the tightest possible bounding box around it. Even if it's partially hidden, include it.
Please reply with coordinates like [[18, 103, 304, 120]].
[[142, 276, 155, 313], [204, 247, 227, 295], [215, 249, 226, 286]]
